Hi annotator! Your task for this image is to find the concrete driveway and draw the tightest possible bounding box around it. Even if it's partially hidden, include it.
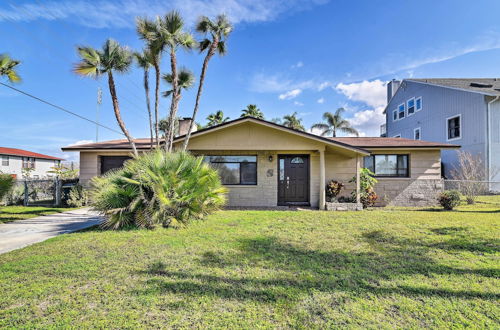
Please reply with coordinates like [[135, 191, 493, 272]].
[[0, 208, 103, 255]]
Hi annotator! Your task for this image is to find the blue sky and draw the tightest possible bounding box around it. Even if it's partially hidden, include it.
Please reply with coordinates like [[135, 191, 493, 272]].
[[2, 0, 500, 161]]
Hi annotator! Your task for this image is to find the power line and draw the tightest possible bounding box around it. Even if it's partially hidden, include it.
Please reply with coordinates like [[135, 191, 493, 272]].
[[0, 82, 125, 136]]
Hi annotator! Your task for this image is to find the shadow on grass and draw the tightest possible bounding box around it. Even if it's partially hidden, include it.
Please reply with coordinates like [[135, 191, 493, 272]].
[[134, 229, 499, 302]]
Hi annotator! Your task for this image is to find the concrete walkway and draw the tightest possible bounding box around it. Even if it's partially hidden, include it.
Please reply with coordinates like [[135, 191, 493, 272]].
[[0, 208, 103, 255]]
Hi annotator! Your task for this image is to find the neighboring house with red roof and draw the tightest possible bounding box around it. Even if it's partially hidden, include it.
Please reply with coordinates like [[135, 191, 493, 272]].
[[0, 147, 62, 179], [62, 117, 460, 208]]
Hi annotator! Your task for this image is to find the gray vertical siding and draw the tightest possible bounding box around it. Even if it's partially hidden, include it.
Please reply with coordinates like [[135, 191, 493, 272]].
[[386, 81, 488, 178], [489, 100, 500, 185]]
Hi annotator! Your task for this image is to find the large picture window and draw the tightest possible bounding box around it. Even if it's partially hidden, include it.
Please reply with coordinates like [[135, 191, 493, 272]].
[[364, 154, 409, 177], [204, 155, 257, 185]]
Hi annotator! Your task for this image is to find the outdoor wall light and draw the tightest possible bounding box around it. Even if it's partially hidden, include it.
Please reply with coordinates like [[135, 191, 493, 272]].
[[268, 155, 273, 162]]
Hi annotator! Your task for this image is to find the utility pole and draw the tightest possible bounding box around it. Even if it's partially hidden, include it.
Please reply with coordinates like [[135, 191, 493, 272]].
[[96, 87, 102, 142]]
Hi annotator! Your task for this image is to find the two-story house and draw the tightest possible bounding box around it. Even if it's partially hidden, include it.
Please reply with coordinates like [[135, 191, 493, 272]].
[[384, 78, 500, 189], [0, 147, 62, 179]]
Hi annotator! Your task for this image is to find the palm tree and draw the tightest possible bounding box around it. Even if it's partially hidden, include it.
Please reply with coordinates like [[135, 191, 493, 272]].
[[162, 68, 194, 99], [133, 49, 154, 149], [182, 14, 233, 151], [206, 110, 230, 127], [159, 116, 180, 139], [160, 12, 196, 152], [311, 108, 359, 137], [282, 112, 305, 131], [241, 104, 264, 119], [0, 54, 21, 83], [137, 17, 164, 148], [74, 39, 138, 156]]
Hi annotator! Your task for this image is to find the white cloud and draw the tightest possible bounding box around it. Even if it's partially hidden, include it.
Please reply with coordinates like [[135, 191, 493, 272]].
[[249, 73, 316, 93], [335, 79, 387, 109], [71, 139, 94, 146], [317, 97, 324, 104], [291, 61, 304, 69], [335, 79, 387, 136], [317, 81, 332, 91], [279, 88, 302, 100], [0, 0, 328, 28], [293, 101, 304, 106]]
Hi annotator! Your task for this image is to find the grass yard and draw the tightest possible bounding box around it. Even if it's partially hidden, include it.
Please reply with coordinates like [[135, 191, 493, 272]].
[[0, 206, 75, 224], [0, 198, 498, 328]]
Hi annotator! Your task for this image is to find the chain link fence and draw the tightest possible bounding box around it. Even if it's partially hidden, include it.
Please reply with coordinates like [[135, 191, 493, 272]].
[[4, 179, 63, 207], [444, 180, 500, 195]]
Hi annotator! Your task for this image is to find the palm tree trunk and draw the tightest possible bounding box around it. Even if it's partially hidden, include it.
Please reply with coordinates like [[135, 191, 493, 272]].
[[182, 40, 218, 151], [107, 71, 138, 157], [153, 60, 161, 148], [144, 68, 153, 150], [166, 50, 179, 152]]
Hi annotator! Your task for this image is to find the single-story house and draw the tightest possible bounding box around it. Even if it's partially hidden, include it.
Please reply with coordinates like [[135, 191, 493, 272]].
[[0, 147, 62, 179], [62, 117, 459, 209]]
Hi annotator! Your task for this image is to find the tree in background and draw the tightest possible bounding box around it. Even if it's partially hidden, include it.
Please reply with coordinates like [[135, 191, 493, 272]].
[[159, 116, 180, 139], [311, 108, 359, 137], [74, 39, 138, 156], [282, 112, 305, 131], [133, 49, 155, 149], [183, 14, 233, 151], [48, 164, 79, 179], [451, 151, 492, 204], [0, 54, 21, 83], [162, 68, 194, 99], [206, 110, 230, 127], [241, 104, 264, 119]]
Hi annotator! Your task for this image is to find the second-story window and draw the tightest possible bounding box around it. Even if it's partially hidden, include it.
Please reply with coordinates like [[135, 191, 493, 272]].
[[414, 127, 421, 140], [22, 157, 35, 169], [398, 103, 405, 119], [447, 115, 461, 140], [407, 98, 415, 115], [1, 155, 8, 166], [416, 97, 422, 111], [393, 110, 398, 121]]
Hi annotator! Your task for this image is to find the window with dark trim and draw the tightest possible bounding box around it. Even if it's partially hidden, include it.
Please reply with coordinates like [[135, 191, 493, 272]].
[[364, 154, 409, 177], [204, 155, 257, 185], [447, 115, 461, 140], [22, 157, 35, 169], [1, 155, 8, 166]]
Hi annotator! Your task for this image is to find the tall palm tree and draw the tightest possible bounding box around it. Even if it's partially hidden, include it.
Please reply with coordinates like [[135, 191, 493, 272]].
[[137, 17, 164, 148], [182, 14, 233, 151], [133, 49, 154, 149], [161, 12, 196, 152], [311, 108, 359, 137], [0, 54, 21, 83], [162, 68, 194, 99], [74, 39, 138, 156], [241, 104, 264, 119], [282, 112, 305, 131], [206, 110, 230, 127]]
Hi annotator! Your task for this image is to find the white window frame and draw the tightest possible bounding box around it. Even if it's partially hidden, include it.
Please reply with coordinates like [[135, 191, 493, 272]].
[[393, 134, 401, 138], [407, 97, 416, 116], [398, 103, 405, 119], [415, 96, 422, 111], [414, 127, 421, 140], [392, 109, 398, 122], [1, 155, 8, 166], [446, 114, 462, 141]]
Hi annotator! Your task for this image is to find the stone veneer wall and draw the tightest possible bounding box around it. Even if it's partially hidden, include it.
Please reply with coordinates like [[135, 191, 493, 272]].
[[374, 179, 444, 207]]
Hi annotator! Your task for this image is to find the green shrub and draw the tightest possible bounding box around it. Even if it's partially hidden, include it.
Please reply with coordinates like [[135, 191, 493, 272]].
[[0, 173, 14, 204], [3, 184, 24, 205], [325, 180, 344, 202], [349, 168, 378, 208], [91, 151, 227, 229], [438, 190, 461, 210], [66, 184, 89, 207]]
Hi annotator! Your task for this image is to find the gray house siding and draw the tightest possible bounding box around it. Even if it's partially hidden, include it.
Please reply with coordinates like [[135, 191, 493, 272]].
[[489, 100, 500, 188], [386, 81, 488, 178]]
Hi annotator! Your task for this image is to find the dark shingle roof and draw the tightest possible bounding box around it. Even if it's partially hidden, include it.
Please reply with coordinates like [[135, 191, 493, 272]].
[[330, 137, 459, 149], [408, 78, 500, 95]]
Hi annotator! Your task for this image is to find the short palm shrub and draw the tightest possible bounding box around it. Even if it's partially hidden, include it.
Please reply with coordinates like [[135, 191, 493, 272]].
[[0, 173, 14, 204], [438, 190, 461, 210], [91, 151, 227, 229]]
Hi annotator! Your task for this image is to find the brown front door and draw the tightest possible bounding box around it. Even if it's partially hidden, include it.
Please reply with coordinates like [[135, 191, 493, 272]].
[[278, 155, 310, 205]]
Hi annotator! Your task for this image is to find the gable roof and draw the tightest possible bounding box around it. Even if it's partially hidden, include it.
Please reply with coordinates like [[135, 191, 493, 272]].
[[0, 147, 63, 160], [330, 137, 459, 149], [408, 78, 500, 96]]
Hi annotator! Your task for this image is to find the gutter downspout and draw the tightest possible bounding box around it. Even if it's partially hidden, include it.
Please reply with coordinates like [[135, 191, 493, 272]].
[[487, 96, 499, 186]]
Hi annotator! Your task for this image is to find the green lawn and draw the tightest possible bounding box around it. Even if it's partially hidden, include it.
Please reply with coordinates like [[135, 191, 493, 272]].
[[0, 206, 75, 223], [0, 198, 498, 328]]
